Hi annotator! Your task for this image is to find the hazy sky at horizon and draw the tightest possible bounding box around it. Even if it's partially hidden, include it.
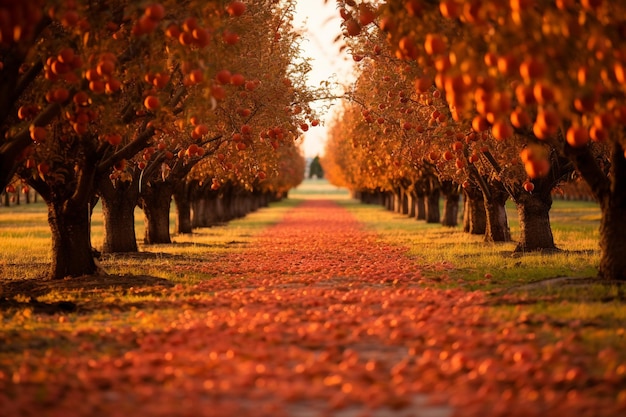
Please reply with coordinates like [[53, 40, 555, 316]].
[[293, 0, 355, 157]]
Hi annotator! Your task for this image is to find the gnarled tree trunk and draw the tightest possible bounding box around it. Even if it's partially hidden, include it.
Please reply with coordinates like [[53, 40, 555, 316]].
[[47, 198, 98, 279], [26, 143, 99, 279], [568, 139, 626, 280], [598, 197, 626, 280], [514, 187, 556, 253], [482, 181, 511, 243], [407, 191, 416, 218], [220, 186, 236, 221], [98, 176, 139, 253], [598, 142, 626, 280], [192, 193, 224, 227], [425, 188, 440, 223], [140, 181, 174, 244], [384, 191, 393, 211], [400, 186, 409, 215], [442, 193, 459, 227], [173, 181, 192, 234], [393, 187, 402, 213], [414, 189, 425, 221], [463, 186, 486, 235], [441, 181, 460, 227]]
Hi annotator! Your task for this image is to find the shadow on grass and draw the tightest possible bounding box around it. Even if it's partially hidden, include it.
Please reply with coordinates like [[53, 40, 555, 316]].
[[0, 297, 78, 315], [489, 276, 626, 305], [1, 274, 175, 314]]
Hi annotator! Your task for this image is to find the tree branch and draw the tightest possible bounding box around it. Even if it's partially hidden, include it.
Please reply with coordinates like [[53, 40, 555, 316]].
[[97, 124, 156, 174], [564, 142, 610, 204], [68, 135, 99, 210]]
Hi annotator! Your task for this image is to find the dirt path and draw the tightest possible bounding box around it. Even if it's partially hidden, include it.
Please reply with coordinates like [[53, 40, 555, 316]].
[[1, 199, 623, 416]]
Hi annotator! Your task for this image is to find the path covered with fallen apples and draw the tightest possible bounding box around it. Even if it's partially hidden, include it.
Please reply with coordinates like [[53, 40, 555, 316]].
[[1, 199, 623, 417]]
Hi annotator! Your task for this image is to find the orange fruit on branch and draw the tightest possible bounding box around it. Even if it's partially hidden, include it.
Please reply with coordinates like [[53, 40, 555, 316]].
[[519, 57, 545, 82], [226, 1, 246, 17], [145, 4, 165, 21], [492, 119, 513, 140], [144, 95, 160, 110], [29, 125, 47, 142], [510, 107, 531, 128], [566, 126, 589, 147], [472, 115, 489, 132], [424, 34, 446, 55], [523, 180, 535, 192]]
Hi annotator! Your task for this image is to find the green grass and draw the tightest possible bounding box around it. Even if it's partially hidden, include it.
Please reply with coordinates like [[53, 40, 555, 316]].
[[290, 178, 352, 199], [340, 197, 601, 290], [0, 194, 304, 328], [0, 196, 301, 282]]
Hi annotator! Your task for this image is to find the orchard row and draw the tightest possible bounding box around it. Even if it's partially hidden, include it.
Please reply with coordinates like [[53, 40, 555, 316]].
[[0, 1, 328, 279], [323, 0, 626, 280]]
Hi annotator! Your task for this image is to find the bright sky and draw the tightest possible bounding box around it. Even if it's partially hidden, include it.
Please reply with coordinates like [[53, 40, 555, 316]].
[[292, 0, 355, 158]]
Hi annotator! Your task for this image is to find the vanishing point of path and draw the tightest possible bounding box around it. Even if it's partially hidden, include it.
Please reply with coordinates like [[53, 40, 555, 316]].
[[2, 199, 622, 417]]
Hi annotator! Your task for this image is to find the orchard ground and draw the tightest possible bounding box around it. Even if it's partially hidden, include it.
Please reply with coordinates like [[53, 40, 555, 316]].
[[0, 180, 625, 417]]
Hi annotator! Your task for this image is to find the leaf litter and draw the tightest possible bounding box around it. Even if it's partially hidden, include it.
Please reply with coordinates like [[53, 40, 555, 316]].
[[1, 200, 625, 417]]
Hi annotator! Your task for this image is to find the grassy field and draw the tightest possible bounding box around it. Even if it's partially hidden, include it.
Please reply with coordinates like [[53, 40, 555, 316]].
[[1, 179, 615, 313], [0, 196, 300, 282], [342, 197, 601, 289], [0, 181, 618, 315], [0, 180, 624, 416], [0, 180, 605, 290]]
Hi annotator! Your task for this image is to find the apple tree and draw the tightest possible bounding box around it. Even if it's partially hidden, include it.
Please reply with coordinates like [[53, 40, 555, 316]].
[[1, 0, 319, 279], [337, 0, 626, 272]]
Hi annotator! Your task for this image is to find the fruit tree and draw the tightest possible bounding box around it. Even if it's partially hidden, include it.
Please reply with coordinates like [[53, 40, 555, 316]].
[[0, 0, 320, 279], [333, 0, 626, 280]]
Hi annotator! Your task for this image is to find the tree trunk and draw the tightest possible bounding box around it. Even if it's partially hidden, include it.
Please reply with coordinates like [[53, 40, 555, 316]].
[[213, 194, 226, 223], [98, 178, 139, 253], [221, 187, 237, 221], [385, 191, 393, 211], [393, 189, 402, 213], [250, 191, 261, 212], [234, 191, 251, 218], [401, 187, 409, 215], [483, 183, 511, 242], [47, 197, 98, 279], [597, 142, 626, 280], [441, 181, 460, 227], [262, 191, 271, 207], [140, 182, 173, 244], [191, 189, 211, 228], [463, 197, 469, 232], [173, 182, 192, 234], [192, 193, 223, 227], [598, 199, 626, 280], [191, 196, 204, 228], [463, 187, 486, 235], [425, 188, 440, 223], [415, 190, 425, 221], [407, 192, 416, 218], [442, 193, 459, 227], [514, 190, 557, 252], [565, 138, 626, 280], [26, 133, 100, 279]]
